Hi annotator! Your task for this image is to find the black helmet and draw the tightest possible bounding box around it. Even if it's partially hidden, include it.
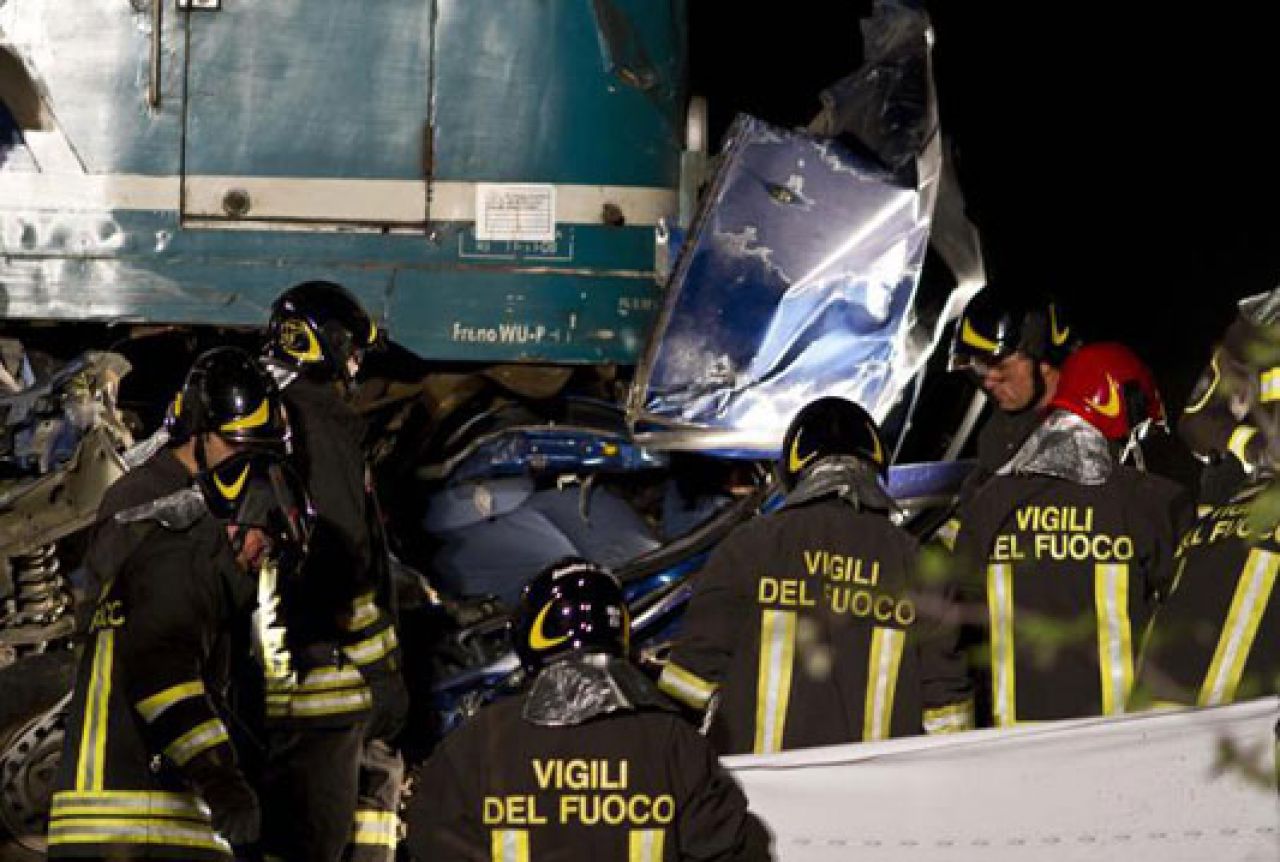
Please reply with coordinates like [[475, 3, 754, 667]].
[[267, 281, 379, 382], [948, 288, 1076, 374], [197, 449, 315, 572], [165, 347, 288, 451], [779, 397, 887, 490], [511, 558, 630, 672]]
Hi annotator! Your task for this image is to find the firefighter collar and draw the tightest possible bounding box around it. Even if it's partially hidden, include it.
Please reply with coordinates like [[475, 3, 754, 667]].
[[782, 457, 899, 515], [114, 487, 209, 531], [999, 410, 1113, 485], [522, 654, 674, 728]]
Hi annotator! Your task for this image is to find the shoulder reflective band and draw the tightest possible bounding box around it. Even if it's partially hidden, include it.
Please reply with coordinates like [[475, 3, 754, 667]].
[[923, 699, 975, 734], [135, 680, 206, 723], [1228, 425, 1259, 464], [75, 629, 115, 791], [657, 662, 717, 711], [1198, 549, 1279, 706], [163, 718, 229, 766], [753, 609, 797, 754], [1261, 368, 1280, 403], [863, 627, 906, 741], [987, 564, 1016, 728], [629, 829, 666, 862], [491, 829, 530, 862], [1094, 564, 1134, 716]]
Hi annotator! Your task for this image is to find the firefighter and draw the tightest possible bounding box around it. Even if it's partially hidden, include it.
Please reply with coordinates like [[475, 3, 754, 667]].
[[951, 343, 1193, 727], [74, 347, 289, 607], [948, 288, 1079, 492], [1049, 341, 1199, 488], [405, 558, 772, 862], [47, 358, 305, 860], [1178, 289, 1280, 505], [259, 280, 406, 862], [1136, 326, 1280, 707], [658, 398, 974, 754]]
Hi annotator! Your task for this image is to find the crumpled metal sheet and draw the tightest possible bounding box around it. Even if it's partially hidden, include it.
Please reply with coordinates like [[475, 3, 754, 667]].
[[629, 0, 974, 455], [999, 411, 1113, 486]]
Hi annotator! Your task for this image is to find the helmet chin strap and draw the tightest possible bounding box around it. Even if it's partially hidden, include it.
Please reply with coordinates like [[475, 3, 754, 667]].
[[1009, 361, 1047, 416], [194, 432, 211, 473]]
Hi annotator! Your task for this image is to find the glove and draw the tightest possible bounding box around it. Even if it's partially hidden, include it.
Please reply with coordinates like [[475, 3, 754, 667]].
[[185, 751, 261, 847]]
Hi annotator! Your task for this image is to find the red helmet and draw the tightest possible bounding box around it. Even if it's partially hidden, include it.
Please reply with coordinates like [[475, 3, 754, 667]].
[[1048, 342, 1165, 440]]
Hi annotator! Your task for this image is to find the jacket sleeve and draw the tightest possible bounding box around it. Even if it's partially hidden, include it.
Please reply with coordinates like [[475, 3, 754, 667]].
[[658, 530, 757, 713], [1140, 479, 1196, 604], [910, 539, 975, 734], [669, 719, 772, 862], [118, 537, 241, 785], [403, 735, 486, 862]]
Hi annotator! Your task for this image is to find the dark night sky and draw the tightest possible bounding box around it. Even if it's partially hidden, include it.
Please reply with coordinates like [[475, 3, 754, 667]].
[[689, 3, 1280, 412]]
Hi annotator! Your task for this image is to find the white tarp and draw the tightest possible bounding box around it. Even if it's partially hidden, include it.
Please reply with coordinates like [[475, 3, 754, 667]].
[[728, 698, 1279, 861]]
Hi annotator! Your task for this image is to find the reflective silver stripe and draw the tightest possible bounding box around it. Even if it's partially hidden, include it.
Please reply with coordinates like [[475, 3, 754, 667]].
[[344, 627, 399, 666], [76, 629, 115, 791], [490, 828, 529, 862], [163, 719, 229, 766], [987, 564, 1016, 728], [51, 790, 211, 820], [269, 689, 373, 718], [47, 817, 231, 852], [1199, 549, 1280, 705], [1261, 369, 1280, 403], [350, 809, 398, 849], [934, 518, 961, 551], [1094, 564, 1133, 715], [629, 829, 666, 862], [345, 595, 381, 632], [136, 680, 206, 723], [657, 662, 717, 710], [923, 700, 975, 734], [863, 627, 906, 741], [753, 609, 797, 754]]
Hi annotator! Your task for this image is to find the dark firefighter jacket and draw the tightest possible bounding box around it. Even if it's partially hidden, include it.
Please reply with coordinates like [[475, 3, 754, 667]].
[[260, 378, 400, 728], [1136, 477, 1280, 706], [49, 452, 255, 860], [952, 414, 1193, 727], [406, 656, 771, 862], [659, 482, 974, 755]]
